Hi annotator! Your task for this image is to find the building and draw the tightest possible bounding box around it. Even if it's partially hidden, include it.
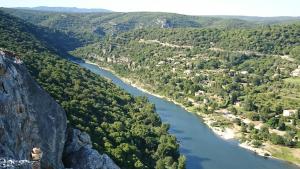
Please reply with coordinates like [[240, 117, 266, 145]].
[[283, 109, 297, 117], [240, 71, 248, 75]]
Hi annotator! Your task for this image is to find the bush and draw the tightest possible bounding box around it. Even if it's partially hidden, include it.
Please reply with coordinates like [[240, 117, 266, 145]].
[[246, 112, 260, 121], [252, 140, 262, 148], [269, 133, 284, 145], [234, 118, 242, 126]]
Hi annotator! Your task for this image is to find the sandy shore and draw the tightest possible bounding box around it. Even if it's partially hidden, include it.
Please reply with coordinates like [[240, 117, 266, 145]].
[[203, 116, 235, 140], [239, 142, 271, 157], [84, 59, 298, 164]]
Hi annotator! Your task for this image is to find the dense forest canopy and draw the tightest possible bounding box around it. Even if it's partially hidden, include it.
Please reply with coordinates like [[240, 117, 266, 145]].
[[1, 7, 300, 166], [71, 20, 300, 152], [2, 7, 300, 46], [0, 11, 185, 169]]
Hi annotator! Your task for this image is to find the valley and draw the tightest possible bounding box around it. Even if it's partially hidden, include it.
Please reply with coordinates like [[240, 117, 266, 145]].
[[74, 59, 300, 169], [0, 11, 184, 169], [0, 6, 300, 169], [71, 25, 300, 165]]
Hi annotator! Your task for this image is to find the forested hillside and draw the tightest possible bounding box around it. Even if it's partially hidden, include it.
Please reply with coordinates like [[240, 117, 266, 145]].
[[2, 6, 300, 165], [72, 23, 300, 163], [0, 11, 185, 169], [102, 25, 300, 55], [4, 7, 299, 45]]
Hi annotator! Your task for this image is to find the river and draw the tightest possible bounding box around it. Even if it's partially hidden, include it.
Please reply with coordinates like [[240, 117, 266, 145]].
[[73, 59, 299, 169]]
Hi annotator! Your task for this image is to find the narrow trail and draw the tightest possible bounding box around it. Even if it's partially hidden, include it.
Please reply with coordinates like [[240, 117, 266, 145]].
[[138, 39, 295, 62], [139, 39, 193, 49]]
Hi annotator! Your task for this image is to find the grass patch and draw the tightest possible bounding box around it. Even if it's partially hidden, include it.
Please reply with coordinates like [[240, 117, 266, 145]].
[[271, 146, 300, 165]]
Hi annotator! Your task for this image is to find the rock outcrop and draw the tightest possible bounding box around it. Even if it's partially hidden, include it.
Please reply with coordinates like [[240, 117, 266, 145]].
[[63, 128, 120, 169], [0, 50, 120, 169], [0, 51, 67, 168]]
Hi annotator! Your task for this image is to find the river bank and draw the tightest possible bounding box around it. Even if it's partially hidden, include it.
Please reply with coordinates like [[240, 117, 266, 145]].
[[84, 59, 300, 167]]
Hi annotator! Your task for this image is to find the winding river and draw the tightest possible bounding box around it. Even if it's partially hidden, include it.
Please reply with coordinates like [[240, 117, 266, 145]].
[[73, 59, 299, 169]]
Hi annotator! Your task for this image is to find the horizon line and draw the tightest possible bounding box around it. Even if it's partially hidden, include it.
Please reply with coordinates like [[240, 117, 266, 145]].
[[2, 6, 300, 18]]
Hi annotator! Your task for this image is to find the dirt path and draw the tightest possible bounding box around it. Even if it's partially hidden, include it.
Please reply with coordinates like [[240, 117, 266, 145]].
[[139, 39, 193, 49]]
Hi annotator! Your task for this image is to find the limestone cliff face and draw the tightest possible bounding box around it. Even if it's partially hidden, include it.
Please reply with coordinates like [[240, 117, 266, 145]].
[[63, 128, 120, 169], [0, 51, 67, 169], [0, 51, 120, 169]]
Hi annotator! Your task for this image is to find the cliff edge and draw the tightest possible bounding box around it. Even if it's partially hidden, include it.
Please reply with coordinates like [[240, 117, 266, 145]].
[[0, 50, 119, 169]]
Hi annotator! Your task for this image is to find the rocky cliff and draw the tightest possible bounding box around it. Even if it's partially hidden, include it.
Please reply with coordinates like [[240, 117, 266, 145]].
[[0, 50, 119, 169], [63, 128, 119, 169], [0, 51, 67, 169]]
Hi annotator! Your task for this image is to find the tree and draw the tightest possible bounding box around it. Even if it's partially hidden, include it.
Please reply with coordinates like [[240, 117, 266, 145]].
[[241, 123, 247, 133], [247, 112, 260, 121], [252, 140, 262, 148], [278, 119, 286, 131], [248, 123, 255, 131], [229, 106, 238, 115], [178, 156, 186, 169], [243, 97, 256, 111], [269, 133, 284, 145], [234, 118, 242, 126], [284, 132, 296, 147], [275, 105, 283, 115], [230, 92, 239, 104], [252, 75, 262, 86], [259, 125, 269, 140], [290, 46, 300, 61], [296, 109, 300, 119], [267, 117, 279, 129]]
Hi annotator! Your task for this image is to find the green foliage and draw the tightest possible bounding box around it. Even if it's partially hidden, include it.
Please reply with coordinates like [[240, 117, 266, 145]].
[[252, 140, 262, 148], [290, 46, 300, 61], [270, 133, 285, 145], [3, 6, 300, 161], [219, 25, 300, 55], [243, 98, 257, 111], [2, 7, 275, 42], [70, 20, 300, 150], [0, 11, 184, 169]]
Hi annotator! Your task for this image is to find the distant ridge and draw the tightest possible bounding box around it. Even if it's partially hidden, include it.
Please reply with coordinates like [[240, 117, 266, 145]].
[[16, 6, 112, 13], [208, 15, 300, 22]]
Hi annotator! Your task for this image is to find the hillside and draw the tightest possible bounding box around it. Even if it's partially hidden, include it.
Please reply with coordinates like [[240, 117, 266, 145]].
[[0, 50, 119, 169], [210, 15, 300, 24], [0, 8, 269, 43], [2, 6, 300, 166], [0, 11, 185, 169], [72, 25, 300, 164], [2, 8, 299, 46]]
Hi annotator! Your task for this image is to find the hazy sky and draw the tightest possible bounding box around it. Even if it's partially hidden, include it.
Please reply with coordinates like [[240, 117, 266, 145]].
[[1, 0, 299, 16]]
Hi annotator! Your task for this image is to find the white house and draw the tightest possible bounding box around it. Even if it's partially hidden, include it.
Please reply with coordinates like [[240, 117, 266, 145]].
[[283, 110, 297, 117], [240, 71, 248, 75]]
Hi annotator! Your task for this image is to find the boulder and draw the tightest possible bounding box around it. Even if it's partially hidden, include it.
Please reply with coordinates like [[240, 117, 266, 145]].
[[63, 128, 120, 169]]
